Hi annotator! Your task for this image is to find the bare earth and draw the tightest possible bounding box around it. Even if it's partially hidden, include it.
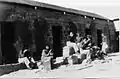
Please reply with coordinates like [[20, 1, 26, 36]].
[[1, 53, 120, 78]]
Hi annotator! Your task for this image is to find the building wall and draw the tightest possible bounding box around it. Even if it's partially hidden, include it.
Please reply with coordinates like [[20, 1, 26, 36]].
[[0, 2, 117, 64]]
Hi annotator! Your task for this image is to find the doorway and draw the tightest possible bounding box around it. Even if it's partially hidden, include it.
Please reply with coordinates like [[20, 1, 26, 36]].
[[85, 28, 91, 36], [97, 29, 102, 49], [69, 21, 77, 34], [1, 22, 18, 64], [115, 31, 119, 52], [34, 19, 47, 60], [52, 26, 62, 58]]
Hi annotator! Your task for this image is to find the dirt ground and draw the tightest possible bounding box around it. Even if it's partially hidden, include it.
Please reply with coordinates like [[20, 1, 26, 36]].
[[1, 52, 120, 78]]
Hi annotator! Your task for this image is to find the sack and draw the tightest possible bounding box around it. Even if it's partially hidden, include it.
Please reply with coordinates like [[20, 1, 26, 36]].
[[29, 62, 38, 69], [71, 55, 78, 64], [28, 57, 38, 69], [63, 46, 70, 57]]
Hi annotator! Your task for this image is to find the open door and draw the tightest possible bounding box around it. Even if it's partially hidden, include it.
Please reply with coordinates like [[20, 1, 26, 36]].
[[1, 22, 18, 64], [52, 26, 62, 58]]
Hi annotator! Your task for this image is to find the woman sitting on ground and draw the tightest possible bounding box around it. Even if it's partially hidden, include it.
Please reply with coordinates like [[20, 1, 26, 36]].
[[41, 45, 53, 71], [18, 48, 38, 69], [41, 45, 53, 61]]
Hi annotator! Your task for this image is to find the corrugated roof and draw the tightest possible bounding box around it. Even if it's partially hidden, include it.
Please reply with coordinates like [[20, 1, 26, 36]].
[[0, 0, 110, 20]]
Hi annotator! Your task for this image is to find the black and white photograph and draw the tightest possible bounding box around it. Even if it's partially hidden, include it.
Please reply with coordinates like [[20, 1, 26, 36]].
[[0, 0, 120, 78]]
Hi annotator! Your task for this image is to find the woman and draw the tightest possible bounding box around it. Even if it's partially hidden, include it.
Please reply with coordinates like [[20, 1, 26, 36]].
[[66, 32, 79, 53], [41, 45, 53, 71], [101, 34, 108, 54], [18, 49, 37, 69]]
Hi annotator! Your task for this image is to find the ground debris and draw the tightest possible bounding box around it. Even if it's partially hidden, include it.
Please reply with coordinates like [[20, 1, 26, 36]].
[[1, 53, 120, 78]]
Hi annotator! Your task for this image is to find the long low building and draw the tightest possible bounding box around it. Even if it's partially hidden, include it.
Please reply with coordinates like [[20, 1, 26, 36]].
[[0, 0, 118, 64]]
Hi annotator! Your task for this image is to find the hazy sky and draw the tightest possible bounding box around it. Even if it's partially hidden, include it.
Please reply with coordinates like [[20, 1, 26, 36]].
[[33, 0, 120, 31]]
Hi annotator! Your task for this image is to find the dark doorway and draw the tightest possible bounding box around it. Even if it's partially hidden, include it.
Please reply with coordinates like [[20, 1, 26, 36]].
[[1, 22, 18, 64], [15, 21, 32, 50], [85, 28, 91, 36], [52, 26, 62, 59], [69, 21, 77, 34], [34, 19, 47, 60], [97, 29, 102, 49], [115, 31, 119, 52]]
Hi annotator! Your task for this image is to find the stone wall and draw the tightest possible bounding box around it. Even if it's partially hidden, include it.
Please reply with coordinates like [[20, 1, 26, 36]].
[[0, 2, 117, 63]]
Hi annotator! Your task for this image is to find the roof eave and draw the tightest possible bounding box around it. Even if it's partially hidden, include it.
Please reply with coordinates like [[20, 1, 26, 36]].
[[0, 0, 111, 20]]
